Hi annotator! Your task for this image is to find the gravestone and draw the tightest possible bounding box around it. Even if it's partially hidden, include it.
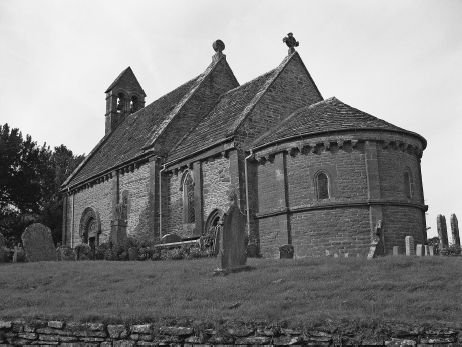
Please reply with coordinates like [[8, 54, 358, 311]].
[[215, 197, 249, 274], [12, 244, 25, 263], [393, 246, 399, 256], [161, 233, 182, 244], [405, 236, 415, 256], [0, 233, 7, 262], [450, 214, 460, 246], [416, 244, 423, 256], [279, 244, 294, 259], [437, 214, 449, 249], [424, 245, 431, 256], [21, 223, 57, 262], [428, 245, 434, 256]]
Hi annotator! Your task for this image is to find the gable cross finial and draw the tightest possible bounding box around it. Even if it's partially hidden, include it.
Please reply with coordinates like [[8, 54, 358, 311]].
[[283, 32, 299, 54]]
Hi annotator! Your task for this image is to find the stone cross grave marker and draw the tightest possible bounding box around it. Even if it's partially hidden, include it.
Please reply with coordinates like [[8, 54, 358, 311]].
[[21, 223, 57, 262], [416, 244, 423, 257], [450, 214, 460, 246], [215, 198, 249, 274], [405, 236, 415, 256], [437, 214, 449, 249]]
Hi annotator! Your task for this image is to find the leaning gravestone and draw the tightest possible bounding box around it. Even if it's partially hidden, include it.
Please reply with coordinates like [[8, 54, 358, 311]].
[[215, 197, 249, 274], [437, 214, 449, 249], [21, 223, 57, 262], [450, 214, 460, 247]]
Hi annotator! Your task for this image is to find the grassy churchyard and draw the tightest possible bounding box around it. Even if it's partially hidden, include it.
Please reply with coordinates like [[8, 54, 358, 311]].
[[0, 256, 461, 329]]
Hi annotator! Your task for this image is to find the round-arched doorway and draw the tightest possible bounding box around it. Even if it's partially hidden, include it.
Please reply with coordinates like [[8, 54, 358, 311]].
[[79, 207, 101, 256], [204, 209, 223, 256]]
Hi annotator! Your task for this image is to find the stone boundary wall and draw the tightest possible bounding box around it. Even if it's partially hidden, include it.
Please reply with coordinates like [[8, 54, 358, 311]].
[[0, 319, 460, 346]]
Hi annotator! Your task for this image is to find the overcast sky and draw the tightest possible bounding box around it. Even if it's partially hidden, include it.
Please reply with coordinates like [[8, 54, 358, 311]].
[[1, 0, 461, 238]]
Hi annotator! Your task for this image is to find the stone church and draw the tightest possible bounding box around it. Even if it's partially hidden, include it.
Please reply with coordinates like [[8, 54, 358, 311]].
[[61, 35, 427, 258]]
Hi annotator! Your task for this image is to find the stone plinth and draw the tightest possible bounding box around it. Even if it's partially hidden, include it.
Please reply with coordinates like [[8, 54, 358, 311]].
[[110, 220, 127, 246]]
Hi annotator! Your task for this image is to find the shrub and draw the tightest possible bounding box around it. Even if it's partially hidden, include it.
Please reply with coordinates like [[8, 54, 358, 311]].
[[440, 244, 461, 256], [151, 248, 162, 261], [138, 246, 153, 261], [74, 244, 92, 260], [95, 243, 110, 260]]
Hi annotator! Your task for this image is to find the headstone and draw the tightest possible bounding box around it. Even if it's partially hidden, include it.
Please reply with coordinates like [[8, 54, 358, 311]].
[[12, 244, 25, 263], [0, 233, 7, 262], [393, 246, 399, 256], [428, 245, 434, 256], [437, 214, 449, 249], [279, 244, 294, 259], [216, 197, 249, 274], [450, 214, 460, 246], [161, 233, 182, 244], [424, 245, 431, 256], [416, 244, 423, 256], [21, 223, 57, 262], [344, 253, 349, 258], [333, 253, 339, 258], [325, 250, 330, 256], [405, 236, 415, 256]]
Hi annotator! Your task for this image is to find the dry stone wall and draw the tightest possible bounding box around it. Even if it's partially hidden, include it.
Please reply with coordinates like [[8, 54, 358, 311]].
[[0, 318, 460, 346]]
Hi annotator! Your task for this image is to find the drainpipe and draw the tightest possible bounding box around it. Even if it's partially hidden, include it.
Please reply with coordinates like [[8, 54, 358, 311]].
[[70, 189, 75, 249], [159, 164, 167, 240], [244, 150, 254, 237]]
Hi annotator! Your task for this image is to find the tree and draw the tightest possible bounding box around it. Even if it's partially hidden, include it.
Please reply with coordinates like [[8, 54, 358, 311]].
[[0, 124, 84, 246]]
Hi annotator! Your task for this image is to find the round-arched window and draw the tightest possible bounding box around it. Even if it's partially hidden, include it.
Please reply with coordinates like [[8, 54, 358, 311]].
[[316, 172, 329, 200]]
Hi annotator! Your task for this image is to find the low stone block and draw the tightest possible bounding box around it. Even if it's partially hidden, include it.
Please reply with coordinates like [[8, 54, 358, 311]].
[[48, 321, 64, 329], [159, 326, 193, 336], [80, 337, 105, 342], [226, 327, 254, 337], [36, 328, 70, 336], [236, 336, 271, 345], [272, 335, 302, 345], [18, 332, 37, 340], [130, 324, 152, 334], [0, 321, 12, 329], [108, 325, 126, 339], [87, 323, 104, 331], [113, 340, 135, 347]]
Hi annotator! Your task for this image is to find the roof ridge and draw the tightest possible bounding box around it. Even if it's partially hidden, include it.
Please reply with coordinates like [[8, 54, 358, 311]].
[[141, 55, 227, 150], [62, 73, 202, 188], [227, 53, 297, 135]]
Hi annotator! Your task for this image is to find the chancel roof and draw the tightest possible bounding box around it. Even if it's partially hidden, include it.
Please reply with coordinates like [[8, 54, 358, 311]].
[[253, 97, 425, 148]]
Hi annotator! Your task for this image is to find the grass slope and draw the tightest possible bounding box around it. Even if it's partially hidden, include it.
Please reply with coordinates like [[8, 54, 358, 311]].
[[0, 257, 461, 327]]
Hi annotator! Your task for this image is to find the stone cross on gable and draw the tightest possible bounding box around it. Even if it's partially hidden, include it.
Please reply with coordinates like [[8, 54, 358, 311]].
[[283, 32, 299, 54]]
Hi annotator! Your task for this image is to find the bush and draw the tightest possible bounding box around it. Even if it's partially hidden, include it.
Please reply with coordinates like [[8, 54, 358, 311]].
[[75, 244, 92, 260], [95, 243, 110, 260], [440, 244, 461, 256]]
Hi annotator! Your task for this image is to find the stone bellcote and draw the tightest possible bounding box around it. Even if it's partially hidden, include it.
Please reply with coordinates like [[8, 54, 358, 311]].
[[105, 67, 146, 135]]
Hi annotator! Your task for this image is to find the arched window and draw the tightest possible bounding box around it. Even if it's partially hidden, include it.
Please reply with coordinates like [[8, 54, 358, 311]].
[[116, 92, 125, 113], [183, 172, 195, 223], [316, 172, 329, 200], [404, 171, 412, 198], [130, 96, 138, 114]]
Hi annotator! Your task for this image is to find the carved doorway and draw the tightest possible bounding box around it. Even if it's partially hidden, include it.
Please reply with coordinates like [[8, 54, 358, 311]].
[[79, 207, 101, 258], [204, 209, 223, 256]]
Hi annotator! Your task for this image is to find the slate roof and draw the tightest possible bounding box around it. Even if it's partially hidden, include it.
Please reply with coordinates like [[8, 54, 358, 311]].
[[64, 75, 201, 187], [253, 97, 423, 148], [167, 54, 299, 163]]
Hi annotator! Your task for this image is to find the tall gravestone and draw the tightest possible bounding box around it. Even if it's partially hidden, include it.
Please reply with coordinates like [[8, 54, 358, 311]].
[[450, 214, 460, 246], [216, 197, 249, 273], [405, 236, 415, 256], [437, 214, 449, 249], [21, 223, 57, 262]]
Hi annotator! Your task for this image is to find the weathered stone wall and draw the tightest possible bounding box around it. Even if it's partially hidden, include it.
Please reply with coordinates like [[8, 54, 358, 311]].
[[165, 171, 185, 237], [118, 163, 151, 241], [236, 53, 322, 148], [202, 156, 232, 223], [377, 146, 424, 202], [1, 318, 459, 346], [70, 179, 113, 247]]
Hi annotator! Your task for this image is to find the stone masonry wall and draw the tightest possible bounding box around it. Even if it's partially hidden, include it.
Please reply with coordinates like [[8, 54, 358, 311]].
[[165, 171, 185, 238], [71, 179, 113, 247], [1, 318, 459, 346], [118, 163, 151, 241], [236, 53, 322, 148], [202, 156, 232, 224]]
